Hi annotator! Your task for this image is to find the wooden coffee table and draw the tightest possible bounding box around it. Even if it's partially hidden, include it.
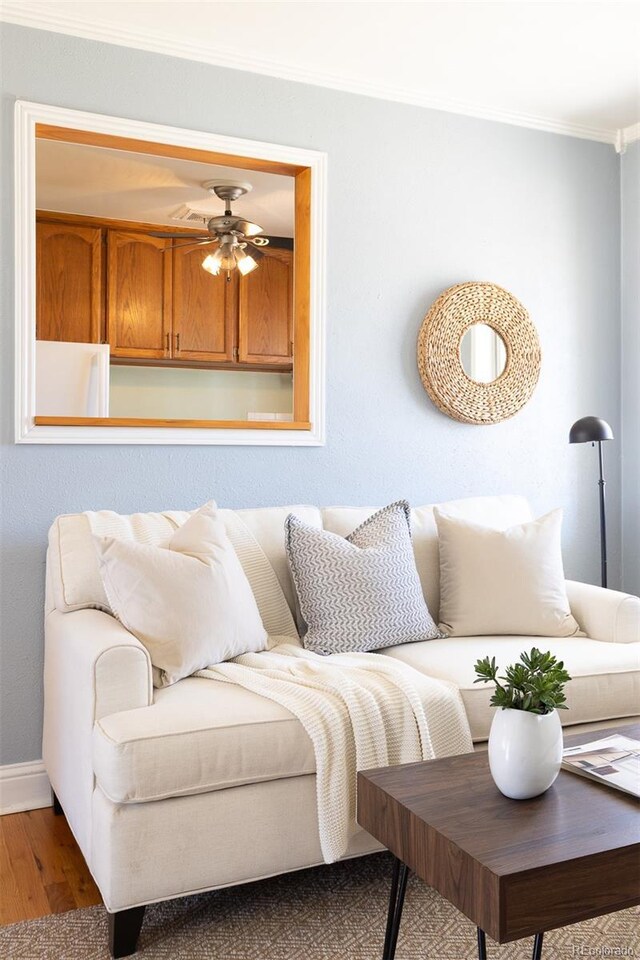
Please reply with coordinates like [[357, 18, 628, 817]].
[[357, 722, 640, 959]]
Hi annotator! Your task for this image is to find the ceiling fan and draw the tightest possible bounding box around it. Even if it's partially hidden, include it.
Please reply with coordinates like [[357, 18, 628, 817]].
[[150, 180, 270, 278]]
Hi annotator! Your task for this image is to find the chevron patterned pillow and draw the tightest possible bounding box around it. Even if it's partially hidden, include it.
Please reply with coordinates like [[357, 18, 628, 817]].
[[285, 500, 445, 655]]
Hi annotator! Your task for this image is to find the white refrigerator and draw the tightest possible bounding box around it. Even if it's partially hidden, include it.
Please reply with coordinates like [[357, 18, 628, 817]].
[[36, 340, 110, 417]]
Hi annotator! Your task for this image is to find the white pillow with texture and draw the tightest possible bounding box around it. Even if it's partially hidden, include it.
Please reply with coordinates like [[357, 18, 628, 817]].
[[95, 501, 268, 687], [435, 508, 583, 638]]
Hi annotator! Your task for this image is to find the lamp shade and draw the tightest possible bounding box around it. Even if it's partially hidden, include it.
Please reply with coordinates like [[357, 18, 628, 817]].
[[569, 416, 614, 444]]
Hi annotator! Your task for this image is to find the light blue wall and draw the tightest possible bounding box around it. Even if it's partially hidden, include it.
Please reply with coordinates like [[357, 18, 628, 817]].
[[0, 24, 623, 765], [621, 140, 640, 597]]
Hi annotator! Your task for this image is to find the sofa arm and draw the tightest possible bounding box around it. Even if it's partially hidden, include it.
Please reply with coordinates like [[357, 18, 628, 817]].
[[566, 580, 640, 644], [44, 608, 152, 721], [42, 609, 152, 861]]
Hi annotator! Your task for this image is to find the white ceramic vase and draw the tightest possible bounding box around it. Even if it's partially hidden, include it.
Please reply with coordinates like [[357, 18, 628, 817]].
[[488, 708, 563, 800]]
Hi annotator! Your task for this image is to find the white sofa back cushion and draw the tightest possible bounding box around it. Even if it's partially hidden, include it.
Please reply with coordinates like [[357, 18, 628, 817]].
[[48, 509, 190, 614], [322, 496, 533, 621], [47, 505, 322, 633], [47, 495, 531, 629]]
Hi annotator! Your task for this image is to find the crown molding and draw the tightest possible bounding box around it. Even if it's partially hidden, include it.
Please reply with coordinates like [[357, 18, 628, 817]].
[[615, 122, 640, 154], [0, 2, 619, 147]]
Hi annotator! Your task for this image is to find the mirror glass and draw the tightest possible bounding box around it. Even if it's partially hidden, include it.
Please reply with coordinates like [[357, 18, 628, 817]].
[[34, 132, 300, 424], [459, 323, 507, 384]]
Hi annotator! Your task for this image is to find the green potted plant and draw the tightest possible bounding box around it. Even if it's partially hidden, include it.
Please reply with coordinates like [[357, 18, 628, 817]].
[[474, 648, 572, 799]]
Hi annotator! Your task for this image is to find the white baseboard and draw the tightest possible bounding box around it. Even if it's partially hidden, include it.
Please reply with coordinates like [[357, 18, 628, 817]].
[[0, 760, 52, 815]]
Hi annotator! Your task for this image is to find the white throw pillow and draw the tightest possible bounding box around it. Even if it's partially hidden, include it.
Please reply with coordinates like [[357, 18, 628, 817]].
[[95, 501, 268, 686], [434, 508, 583, 638]]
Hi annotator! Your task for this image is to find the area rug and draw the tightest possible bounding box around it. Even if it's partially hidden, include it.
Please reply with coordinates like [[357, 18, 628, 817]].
[[1, 853, 638, 959]]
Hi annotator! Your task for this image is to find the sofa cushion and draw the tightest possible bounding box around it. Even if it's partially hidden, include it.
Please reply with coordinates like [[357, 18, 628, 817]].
[[381, 636, 640, 741], [322, 495, 532, 621], [93, 633, 640, 801], [47, 504, 322, 627], [49, 510, 191, 613], [49, 497, 529, 622], [93, 676, 315, 804]]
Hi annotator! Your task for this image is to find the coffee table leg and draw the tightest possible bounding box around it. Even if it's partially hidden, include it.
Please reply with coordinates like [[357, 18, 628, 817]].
[[383, 856, 409, 960], [477, 928, 542, 958], [532, 932, 544, 959]]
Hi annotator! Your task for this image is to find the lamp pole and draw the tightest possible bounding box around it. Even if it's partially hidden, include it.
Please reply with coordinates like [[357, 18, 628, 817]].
[[596, 440, 607, 588], [569, 416, 614, 590]]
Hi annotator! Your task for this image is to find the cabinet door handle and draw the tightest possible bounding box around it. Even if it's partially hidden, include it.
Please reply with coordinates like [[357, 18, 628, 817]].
[[165, 333, 170, 353], [175, 333, 180, 352]]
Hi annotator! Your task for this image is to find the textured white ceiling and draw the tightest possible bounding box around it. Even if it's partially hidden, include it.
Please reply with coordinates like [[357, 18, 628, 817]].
[[36, 139, 295, 235], [3, 1, 640, 141]]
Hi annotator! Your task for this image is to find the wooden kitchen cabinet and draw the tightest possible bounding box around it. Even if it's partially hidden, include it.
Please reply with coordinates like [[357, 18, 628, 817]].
[[36, 221, 103, 343], [37, 215, 293, 371], [172, 244, 235, 363], [238, 248, 293, 365], [107, 231, 172, 360]]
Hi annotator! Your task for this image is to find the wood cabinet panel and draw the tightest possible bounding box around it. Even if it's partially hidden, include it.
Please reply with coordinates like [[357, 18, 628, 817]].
[[238, 248, 293, 365], [38, 217, 294, 371], [172, 245, 235, 362], [107, 231, 171, 359], [36, 221, 103, 343]]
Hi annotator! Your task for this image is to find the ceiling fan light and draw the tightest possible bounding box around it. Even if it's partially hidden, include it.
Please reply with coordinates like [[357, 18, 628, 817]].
[[235, 247, 260, 276], [218, 242, 238, 271], [201, 251, 222, 275]]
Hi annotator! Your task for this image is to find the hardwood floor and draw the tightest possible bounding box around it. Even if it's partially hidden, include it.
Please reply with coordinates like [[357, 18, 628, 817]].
[[0, 808, 101, 925]]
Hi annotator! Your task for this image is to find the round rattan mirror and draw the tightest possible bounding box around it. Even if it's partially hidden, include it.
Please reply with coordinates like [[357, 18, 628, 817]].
[[417, 282, 541, 424]]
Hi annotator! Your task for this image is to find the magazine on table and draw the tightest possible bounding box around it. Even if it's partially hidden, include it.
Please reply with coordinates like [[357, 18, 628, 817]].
[[562, 734, 640, 798]]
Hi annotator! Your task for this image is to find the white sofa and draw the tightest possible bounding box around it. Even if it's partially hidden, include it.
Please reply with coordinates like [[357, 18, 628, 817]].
[[42, 495, 640, 957]]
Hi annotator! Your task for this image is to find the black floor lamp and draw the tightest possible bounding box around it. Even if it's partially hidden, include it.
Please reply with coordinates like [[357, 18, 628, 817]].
[[569, 416, 614, 588]]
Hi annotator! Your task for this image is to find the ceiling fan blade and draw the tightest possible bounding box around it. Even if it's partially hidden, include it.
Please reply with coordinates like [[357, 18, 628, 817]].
[[234, 219, 263, 238], [168, 239, 217, 252], [148, 231, 210, 239], [249, 236, 294, 250]]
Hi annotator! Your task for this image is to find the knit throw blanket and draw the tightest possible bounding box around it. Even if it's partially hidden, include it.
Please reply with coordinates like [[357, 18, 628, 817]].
[[198, 642, 473, 863]]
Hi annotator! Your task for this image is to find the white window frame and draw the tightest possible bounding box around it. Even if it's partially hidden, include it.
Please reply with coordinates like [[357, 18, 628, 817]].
[[14, 100, 326, 445]]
